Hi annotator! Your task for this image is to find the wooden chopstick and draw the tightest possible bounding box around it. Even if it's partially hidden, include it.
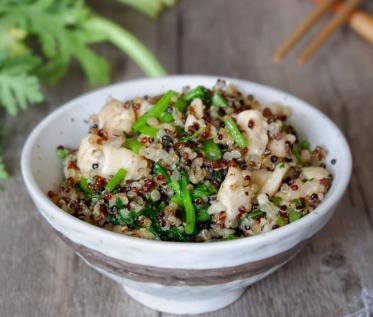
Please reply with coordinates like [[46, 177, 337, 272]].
[[298, 0, 362, 64], [312, 0, 373, 44], [273, 0, 337, 62]]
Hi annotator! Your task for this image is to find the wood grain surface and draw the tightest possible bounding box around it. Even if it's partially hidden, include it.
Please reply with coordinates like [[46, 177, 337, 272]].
[[1, 1, 372, 316]]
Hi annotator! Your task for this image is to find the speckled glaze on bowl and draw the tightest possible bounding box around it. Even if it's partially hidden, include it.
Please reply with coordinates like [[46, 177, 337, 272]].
[[21, 76, 352, 315]]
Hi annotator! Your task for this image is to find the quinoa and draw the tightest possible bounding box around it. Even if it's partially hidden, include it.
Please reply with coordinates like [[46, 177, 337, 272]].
[[49, 80, 332, 242]]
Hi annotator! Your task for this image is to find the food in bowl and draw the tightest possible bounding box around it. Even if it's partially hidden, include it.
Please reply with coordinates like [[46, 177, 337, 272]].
[[48, 80, 332, 242]]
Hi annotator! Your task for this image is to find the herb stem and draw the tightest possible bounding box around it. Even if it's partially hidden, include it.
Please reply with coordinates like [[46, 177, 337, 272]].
[[225, 117, 247, 149], [180, 170, 196, 234], [105, 168, 127, 192], [84, 16, 166, 77]]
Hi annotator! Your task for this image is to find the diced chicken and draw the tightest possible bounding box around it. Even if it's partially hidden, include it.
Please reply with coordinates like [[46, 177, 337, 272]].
[[251, 169, 271, 189], [208, 167, 253, 227], [259, 163, 290, 196], [275, 179, 326, 202], [101, 145, 149, 179], [268, 134, 296, 158], [98, 99, 135, 133], [301, 167, 330, 180], [77, 134, 149, 180], [236, 110, 269, 156], [77, 134, 104, 175]]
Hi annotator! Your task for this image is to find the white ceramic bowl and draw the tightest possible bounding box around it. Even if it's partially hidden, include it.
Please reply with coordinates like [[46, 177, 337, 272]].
[[21, 76, 352, 315]]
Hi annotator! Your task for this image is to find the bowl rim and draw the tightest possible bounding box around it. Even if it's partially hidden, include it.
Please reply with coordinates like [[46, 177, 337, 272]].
[[21, 75, 352, 251]]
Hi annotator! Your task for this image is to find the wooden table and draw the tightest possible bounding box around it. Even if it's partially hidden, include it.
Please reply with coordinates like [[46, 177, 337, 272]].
[[1, 1, 372, 316]]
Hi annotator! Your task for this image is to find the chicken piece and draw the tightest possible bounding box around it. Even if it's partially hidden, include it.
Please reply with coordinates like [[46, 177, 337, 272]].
[[259, 163, 290, 196], [76, 134, 104, 175], [208, 167, 253, 227], [77, 134, 149, 180], [236, 110, 269, 156], [101, 145, 149, 180], [98, 99, 135, 133], [251, 169, 271, 189], [301, 167, 330, 180]]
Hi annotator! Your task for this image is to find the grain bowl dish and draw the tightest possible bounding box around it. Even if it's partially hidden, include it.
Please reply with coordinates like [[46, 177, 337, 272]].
[[48, 80, 332, 242], [22, 76, 352, 314]]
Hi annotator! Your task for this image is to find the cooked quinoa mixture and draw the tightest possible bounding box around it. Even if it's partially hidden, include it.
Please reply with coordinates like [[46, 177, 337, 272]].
[[49, 80, 332, 242]]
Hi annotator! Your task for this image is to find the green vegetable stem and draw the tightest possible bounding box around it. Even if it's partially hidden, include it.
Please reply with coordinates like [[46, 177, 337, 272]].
[[105, 168, 127, 192], [133, 90, 177, 132], [180, 170, 196, 234], [225, 117, 248, 149], [203, 140, 222, 160]]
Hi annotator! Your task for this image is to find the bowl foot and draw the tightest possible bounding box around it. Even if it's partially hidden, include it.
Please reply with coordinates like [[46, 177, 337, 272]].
[[123, 286, 245, 315]]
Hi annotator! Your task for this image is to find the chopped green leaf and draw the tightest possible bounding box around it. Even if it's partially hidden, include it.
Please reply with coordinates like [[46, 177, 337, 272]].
[[272, 196, 282, 207], [275, 215, 285, 227], [79, 177, 91, 195], [158, 111, 174, 123], [139, 125, 159, 137], [56, 147, 69, 160], [288, 210, 302, 223], [203, 139, 222, 160], [225, 117, 247, 149], [125, 138, 142, 154], [248, 209, 266, 220], [212, 92, 228, 108], [105, 168, 127, 192]]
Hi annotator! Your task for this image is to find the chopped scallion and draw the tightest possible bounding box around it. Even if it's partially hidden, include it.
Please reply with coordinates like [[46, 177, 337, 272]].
[[105, 168, 127, 193], [225, 117, 247, 149]]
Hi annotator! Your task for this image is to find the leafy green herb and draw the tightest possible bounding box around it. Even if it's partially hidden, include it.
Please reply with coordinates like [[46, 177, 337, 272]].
[[203, 139, 222, 160], [0, 0, 173, 177], [299, 140, 311, 150], [293, 198, 305, 209], [225, 117, 247, 149], [248, 209, 266, 220], [138, 125, 159, 137], [175, 85, 211, 112], [196, 208, 210, 222], [180, 170, 196, 234], [288, 210, 302, 223], [108, 210, 140, 229], [115, 197, 125, 210], [275, 215, 285, 227], [105, 168, 127, 193], [182, 128, 204, 142], [133, 90, 177, 132], [212, 92, 228, 108], [56, 147, 70, 160], [158, 111, 174, 123], [79, 177, 91, 195], [272, 196, 282, 207], [279, 162, 286, 169], [192, 183, 210, 199], [225, 234, 236, 240], [125, 138, 142, 154], [153, 163, 181, 198], [139, 202, 189, 242], [292, 145, 303, 165]]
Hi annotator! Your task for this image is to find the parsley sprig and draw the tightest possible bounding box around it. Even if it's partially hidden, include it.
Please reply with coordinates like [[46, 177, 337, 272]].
[[0, 0, 175, 179]]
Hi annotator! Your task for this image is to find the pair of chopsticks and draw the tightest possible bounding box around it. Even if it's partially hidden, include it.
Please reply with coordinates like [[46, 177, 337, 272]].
[[273, 0, 364, 64]]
